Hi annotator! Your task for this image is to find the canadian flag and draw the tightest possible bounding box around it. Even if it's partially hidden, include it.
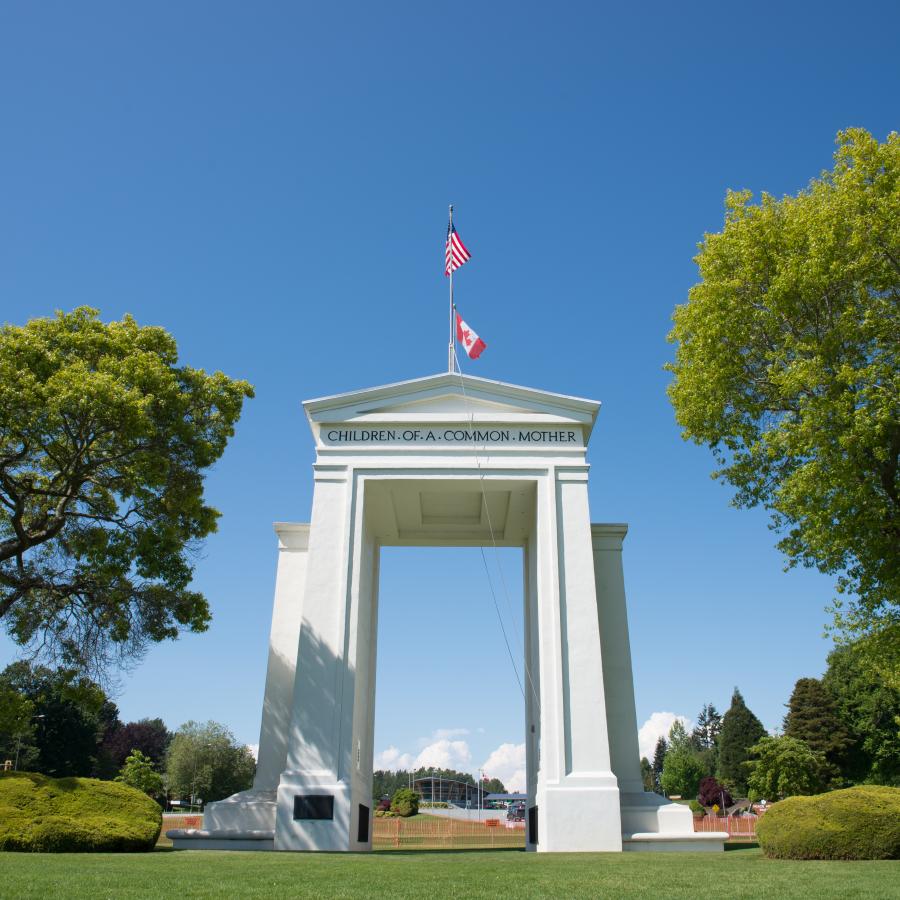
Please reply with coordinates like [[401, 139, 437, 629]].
[[456, 311, 487, 359]]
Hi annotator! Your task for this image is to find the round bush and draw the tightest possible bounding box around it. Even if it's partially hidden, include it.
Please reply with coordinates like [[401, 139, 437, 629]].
[[757, 785, 900, 860], [0, 771, 162, 852], [390, 787, 420, 817]]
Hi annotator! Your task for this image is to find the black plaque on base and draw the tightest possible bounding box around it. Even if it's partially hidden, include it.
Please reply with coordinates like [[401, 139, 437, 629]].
[[358, 804, 370, 842], [528, 805, 538, 845], [293, 794, 334, 820]]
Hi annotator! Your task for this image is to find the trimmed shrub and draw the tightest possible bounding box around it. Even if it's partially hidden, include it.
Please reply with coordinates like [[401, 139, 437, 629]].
[[688, 799, 706, 816], [0, 771, 161, 852], [757, 785, 900, 860], [390, 787, 420, 818]]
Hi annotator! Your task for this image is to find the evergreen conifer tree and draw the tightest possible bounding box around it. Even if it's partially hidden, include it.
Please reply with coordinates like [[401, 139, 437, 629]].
[[640, 757, 654, 792], [692, 703, 723, 775], [693, 704, 723, 749], [783, 677, 852, 782], [822, 644, 900, 785], [717, 688, 766, 795], [651, 736, 668, 793]]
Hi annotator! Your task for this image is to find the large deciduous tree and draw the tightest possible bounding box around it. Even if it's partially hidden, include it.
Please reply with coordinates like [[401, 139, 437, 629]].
[[745, 735, 829, 801], [165, 720, 255, 804], [0, 661, 115, 777], [667, 129, 900, 666], [0, 308, 253, 678], [660, 745, 706, 800]]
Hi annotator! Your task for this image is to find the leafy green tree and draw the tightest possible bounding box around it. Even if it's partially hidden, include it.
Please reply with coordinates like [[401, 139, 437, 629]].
[[0, 685, 33, 737], [0, 661, 114, 776], [481, 777, 506, 794], [659, 719, 710, 798], [666, 719, 692, 753], [822, 642, 900, 785], [116, 749, 164, 799], [0, 308, 254, 679], [0, 684, 36, 770], [660, 747, 707, 799], [390, 787, 419, 817], [667, 129, 900, 669], [165, 720, 255, 804], [373, 769, 409, 801], [717, 688, 767, 795], [783, 677, 852, 782], [746, 735, 829, 801]]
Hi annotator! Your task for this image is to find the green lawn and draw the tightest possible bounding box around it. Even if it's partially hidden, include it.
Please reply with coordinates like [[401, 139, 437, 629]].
[[0, 847, 897, 899]]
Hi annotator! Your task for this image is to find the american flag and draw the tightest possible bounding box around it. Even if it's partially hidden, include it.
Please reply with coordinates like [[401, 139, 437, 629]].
[[445, 221, 471, 275]]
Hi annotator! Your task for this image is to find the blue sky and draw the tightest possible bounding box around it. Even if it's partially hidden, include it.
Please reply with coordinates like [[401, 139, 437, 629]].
[[1, 1, 897, 790]]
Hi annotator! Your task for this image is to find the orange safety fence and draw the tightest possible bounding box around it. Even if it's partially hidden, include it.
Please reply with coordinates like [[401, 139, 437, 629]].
[[162, 813, 203, 829], [373, 815, 526, 850], [156, 812, 754, 848], [157, 813, 203, 846], [693, 815, 759, 838]]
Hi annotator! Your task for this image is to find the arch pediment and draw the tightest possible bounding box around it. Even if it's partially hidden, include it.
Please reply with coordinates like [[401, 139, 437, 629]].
[[303, 373, 601, 444]]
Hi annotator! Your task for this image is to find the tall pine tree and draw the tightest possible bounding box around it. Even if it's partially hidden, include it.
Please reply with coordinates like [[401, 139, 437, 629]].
[[652, 736, 668, 794], [693, 704, 723, 749], [783, 678, 852, 782], [692, 703, 723, 776], [717, 688, 766, 795]]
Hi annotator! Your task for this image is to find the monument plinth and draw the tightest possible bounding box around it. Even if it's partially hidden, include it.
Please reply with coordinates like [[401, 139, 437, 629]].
[[170, 373, 726, 852]]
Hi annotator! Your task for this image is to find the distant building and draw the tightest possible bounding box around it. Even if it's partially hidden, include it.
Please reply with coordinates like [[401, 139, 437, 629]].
[[412, 776, 488, 807]]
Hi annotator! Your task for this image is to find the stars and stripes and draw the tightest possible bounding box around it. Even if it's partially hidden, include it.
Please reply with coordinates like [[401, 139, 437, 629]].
[[445, 222, 471, 275], [456, 311, 487, 359]]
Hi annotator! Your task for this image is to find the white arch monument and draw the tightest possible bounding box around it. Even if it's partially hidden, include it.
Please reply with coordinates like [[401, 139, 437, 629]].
[[171, 373, 725, 852]]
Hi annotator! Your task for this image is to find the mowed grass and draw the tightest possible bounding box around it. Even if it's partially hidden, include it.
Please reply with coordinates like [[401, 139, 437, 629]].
[[0, 847, 898, 899]]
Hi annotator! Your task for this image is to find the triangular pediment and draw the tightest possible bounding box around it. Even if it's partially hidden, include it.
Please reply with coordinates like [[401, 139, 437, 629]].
[[303, 373, 601, 438], [366, 393, 530, 417]]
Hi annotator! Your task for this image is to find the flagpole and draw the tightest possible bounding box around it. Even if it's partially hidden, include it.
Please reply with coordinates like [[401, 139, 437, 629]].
[[448, 204, 455, 374]]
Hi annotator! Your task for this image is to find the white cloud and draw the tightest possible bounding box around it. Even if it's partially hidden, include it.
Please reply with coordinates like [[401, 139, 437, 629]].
[[414, 739, 472, 770], [638, 711, 693, 761], [433, 727, 470, 740], [481, 742, 526, 793], [246, 744, 259, 761], [375, 745, 415, 770]]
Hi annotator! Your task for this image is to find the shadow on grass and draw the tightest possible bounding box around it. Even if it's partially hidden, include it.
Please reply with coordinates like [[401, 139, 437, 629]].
[[375, 847, 526, 856], [724, 842, 759, 851]]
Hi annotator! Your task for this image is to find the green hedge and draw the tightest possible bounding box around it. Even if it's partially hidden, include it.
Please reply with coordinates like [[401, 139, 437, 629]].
[[756, 785, 900, 860], [0, 771, 162, 852]]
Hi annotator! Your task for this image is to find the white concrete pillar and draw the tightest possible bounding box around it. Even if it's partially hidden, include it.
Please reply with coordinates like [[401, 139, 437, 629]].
[[253, 523, 310, 791], [591, 524, 643, 794], [523, 525, 541, 850], [535, 467, 622, 851], [275, 465, 360, 851]]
